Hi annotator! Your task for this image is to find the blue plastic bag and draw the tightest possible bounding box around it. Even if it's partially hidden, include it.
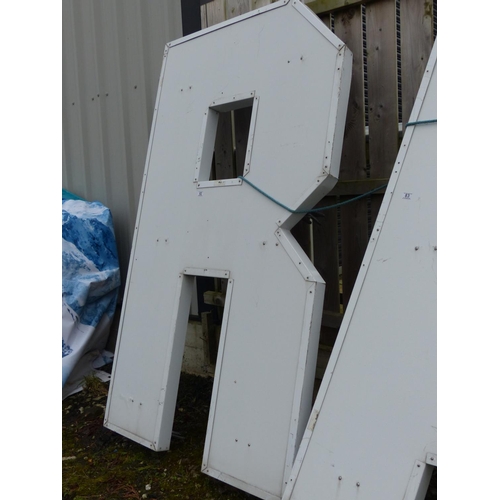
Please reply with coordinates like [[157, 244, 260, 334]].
[[62, 192, 120, 398]]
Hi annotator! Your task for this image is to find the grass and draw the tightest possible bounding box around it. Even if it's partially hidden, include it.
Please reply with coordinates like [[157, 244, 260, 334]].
[[63, 370, 436, 499], [62, 371, 256, 500]]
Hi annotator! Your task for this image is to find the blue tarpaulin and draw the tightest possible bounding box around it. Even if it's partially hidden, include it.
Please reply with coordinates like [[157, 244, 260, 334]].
[[62, 191, 120, 398]]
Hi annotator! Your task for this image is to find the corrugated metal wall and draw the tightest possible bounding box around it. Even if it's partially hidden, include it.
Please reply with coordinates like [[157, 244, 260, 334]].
[[62, 0, 183, 280]]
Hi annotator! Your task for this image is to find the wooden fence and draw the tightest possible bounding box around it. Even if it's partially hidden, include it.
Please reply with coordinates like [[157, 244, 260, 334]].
[[198, 0, 436, 378]]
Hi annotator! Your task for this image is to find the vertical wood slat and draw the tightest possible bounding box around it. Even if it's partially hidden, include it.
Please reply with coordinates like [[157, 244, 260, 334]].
[[400, 0, 434, 125], [233, 107, 253, 176], [251, 0, 274, 10], [200, 3, 208, 29], [206, 0, 226, 26], [319, 12, 331, 29], [313, 202, 340, 314], [226, 0, 251, 19], [291, 217, 314, 263], [365, 0, 398, 222], [334, 5, 369, 310], [213, 113, 235, 179]]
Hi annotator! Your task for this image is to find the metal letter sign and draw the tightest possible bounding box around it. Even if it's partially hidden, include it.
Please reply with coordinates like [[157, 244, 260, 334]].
[[105, 2, 352, 498], [282, 42, 437, 500]]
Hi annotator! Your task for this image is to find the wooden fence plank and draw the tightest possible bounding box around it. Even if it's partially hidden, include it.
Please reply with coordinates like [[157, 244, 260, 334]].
[[200, 3, 208, 29], [251, 0, 274, 10], [333, 5, 369, 309], [213, 112, 235, 179], [335, 6, 366, 183], [313, 201, 340, 315], [206, 0, 226, 27], [306, 0, 377, 15], [400, 0, 434, 125], [233, 107, 253, 176], [226, 0, 251, 19], [330, 178, 387, 196], [291, 217, 313, 264], [319, 12, 331, 29], [366, 0, 398, 223]]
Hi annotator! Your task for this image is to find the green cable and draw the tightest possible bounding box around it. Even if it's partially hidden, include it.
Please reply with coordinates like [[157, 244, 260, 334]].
[[238, 176, 388, 214], [405, 118, 437, 128], [238, 118, 435, 214]]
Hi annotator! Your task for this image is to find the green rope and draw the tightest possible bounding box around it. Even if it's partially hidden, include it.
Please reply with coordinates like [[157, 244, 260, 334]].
[[405, 118, 437, 129], [238, 176, 388, 214], [236, 119, 434, 214]]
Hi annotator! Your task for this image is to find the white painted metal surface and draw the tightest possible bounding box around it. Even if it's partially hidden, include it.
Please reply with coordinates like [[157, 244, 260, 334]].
[[282, 41, 437, 500], [62, 0, 183, 277], [104, 2, 352, 499]]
